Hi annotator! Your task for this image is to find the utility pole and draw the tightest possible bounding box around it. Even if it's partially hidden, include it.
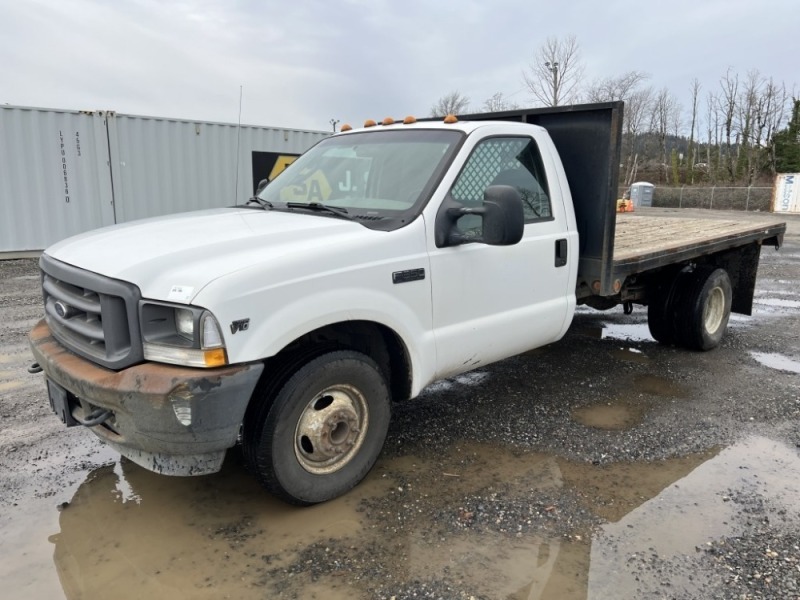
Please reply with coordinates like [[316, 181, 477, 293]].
[[545, 61, 559, 106]]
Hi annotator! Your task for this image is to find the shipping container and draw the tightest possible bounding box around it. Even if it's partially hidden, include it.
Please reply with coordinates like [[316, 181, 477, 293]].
[[772, 173, 800, 214], [0, 105, 328, 255]]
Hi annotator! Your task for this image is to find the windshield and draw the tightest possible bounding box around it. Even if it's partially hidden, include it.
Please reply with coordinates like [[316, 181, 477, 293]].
[[257, 129, 463, 230]]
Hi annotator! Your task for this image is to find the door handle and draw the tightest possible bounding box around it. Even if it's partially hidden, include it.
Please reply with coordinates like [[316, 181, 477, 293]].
[[555, 239, 568, 267]]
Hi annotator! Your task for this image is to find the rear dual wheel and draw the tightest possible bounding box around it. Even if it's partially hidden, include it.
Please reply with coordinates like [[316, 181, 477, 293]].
[[648, 266, 732, 351]]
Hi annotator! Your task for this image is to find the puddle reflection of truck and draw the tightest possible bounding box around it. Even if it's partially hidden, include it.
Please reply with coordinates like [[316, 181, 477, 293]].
[[29, 103, 786, 505]]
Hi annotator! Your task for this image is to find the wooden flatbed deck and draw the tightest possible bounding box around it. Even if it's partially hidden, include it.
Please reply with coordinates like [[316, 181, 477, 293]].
[[611, 214, 786, 276]]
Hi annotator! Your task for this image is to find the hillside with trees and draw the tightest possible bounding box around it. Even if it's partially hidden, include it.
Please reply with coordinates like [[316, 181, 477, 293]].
[[431, 36, 799, 187]]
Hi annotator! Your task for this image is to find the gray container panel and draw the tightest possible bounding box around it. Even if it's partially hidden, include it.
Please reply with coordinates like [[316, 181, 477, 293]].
[[0, 107, 114, 252], [107, 115, 328, 223], [1, 105, 327, 253]]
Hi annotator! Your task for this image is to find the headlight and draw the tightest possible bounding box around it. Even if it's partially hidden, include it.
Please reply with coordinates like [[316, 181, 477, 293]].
[[140, 302, 228, 368], [175, 308, 195, 339]]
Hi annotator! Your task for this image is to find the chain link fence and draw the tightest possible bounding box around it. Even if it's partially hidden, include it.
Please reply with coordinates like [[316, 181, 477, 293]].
[[651, 186, 773, 212]]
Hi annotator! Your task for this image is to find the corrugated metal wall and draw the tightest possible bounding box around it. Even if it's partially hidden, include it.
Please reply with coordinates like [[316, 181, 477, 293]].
[[107, 114, 327, 223], [0, 107, 115, 252], [0, 105, 328, 253]]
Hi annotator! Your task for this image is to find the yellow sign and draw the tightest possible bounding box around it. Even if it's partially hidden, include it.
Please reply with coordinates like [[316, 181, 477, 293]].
[[279, 169, 332, 203], [268, 155, 299, 181]]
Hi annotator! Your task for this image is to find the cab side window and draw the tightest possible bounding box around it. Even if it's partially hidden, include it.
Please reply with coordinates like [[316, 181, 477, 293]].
[[450, 137, 552, 236]]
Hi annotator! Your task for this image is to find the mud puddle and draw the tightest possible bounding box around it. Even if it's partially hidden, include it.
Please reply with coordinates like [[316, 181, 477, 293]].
[[609, 347, 649, 364], [750, 351, 800, 374], [570, 374, 685, 431], [575, 320, 654, 344], [5, 432, 798, 600], [572, 401, 644, 430], [588, 436, 800, 598]]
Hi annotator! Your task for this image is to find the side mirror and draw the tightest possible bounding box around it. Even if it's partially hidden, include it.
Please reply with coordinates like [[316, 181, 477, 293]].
[[480, 185, 525, 245], [255, 179, 268, 195], [435, 185, 525, 248]]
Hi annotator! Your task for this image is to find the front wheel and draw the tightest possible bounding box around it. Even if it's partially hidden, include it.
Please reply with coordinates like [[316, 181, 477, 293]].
[[243, 350, 391, 505]]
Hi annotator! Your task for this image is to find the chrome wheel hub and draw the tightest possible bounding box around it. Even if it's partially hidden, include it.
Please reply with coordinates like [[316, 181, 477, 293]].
[[294, 384, 369, 475], [704, 286, 725, 334]]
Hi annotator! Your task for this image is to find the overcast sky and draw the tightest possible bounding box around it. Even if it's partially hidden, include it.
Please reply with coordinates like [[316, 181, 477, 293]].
[[1, 0, 797, 133]]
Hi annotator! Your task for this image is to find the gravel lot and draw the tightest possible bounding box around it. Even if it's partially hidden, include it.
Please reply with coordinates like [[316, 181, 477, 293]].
[[1, 208, 798, 600]]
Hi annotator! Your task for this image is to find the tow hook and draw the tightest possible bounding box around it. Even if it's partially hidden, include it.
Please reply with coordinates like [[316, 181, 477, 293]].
[[27, 362, 43, 374], [76, 409, 113, 427], [623, 301, 634, 315]]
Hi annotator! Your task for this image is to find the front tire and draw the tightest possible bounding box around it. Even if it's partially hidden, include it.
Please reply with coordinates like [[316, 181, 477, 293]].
[[243, 350, 391, 505]]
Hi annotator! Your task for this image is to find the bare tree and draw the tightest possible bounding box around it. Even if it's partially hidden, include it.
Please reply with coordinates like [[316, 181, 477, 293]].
[[582, 70, 651, 185], [650, 87, 679, 183], [701, 68, 792, 185], [522, 34, 584, 106], [623, 87, 654, 185], [430, 91, 470, 117], [734, 72, 789, 182], [670, 101, 683, 183], [705, 91, 721, 183], [687, 78, 701, 183], [718, 68, 739, 182], [762, 79, 789, 175], [584, 70, 649, 102], [482, 92, 519, 112]]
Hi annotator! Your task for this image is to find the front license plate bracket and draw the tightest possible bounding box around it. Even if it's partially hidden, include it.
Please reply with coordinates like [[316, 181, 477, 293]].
[[47, 379, 79, 427]]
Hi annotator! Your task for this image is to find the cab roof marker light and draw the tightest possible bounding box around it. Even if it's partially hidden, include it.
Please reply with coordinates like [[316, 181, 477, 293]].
[[382, 117, 395, 126], [340, 124, 353, 132], [403, 116, 417, 124], [364, 119, 377, 128], [443, 114, 458, 124]]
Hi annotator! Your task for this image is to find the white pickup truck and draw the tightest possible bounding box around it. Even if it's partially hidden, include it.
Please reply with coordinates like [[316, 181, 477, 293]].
[[29, 103, 786, 504]]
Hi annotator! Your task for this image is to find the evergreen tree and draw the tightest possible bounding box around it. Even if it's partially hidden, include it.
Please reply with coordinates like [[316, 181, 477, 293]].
[[773, 99, 800, 173]]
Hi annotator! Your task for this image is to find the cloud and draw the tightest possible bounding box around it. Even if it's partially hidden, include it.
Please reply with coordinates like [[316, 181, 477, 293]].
[[1, 0, 797, 132]]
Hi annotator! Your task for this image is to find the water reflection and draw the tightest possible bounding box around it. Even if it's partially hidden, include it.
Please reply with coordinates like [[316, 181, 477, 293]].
[[48, 437, 754, 600], [588, 437, 800, 599], [750, 351, 800, 374], [51, 452, 379, 599]]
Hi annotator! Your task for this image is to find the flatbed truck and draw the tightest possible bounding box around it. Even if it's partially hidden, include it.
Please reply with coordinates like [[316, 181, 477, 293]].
[[29, 102, 785, 504]]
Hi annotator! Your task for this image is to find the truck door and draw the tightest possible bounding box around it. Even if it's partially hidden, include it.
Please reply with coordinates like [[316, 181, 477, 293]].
[[428, 135, 573, 379]]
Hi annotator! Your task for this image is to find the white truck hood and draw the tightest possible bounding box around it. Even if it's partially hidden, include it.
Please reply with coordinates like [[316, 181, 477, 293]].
[[45, 208, 371, 302]]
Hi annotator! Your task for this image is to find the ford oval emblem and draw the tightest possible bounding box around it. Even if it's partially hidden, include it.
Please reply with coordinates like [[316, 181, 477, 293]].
[[54, 301, 70, 318]]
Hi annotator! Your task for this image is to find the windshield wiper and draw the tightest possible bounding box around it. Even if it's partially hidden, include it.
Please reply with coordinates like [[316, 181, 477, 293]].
[[285, 202, 355, 220], [246, 196, 273, 210]]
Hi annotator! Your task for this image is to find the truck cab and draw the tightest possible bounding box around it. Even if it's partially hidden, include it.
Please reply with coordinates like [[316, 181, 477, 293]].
[[30, 116, 579, 505]]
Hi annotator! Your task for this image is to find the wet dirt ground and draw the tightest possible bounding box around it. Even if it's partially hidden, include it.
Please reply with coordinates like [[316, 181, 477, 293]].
[[1, 209, 799, 599]]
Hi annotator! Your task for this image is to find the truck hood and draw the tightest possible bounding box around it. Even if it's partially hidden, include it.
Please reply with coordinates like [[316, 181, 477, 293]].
[[45, 208, 373, 302]]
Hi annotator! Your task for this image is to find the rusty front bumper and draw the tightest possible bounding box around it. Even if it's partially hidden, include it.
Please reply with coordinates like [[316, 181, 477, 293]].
[[29, 319, 264, 476]]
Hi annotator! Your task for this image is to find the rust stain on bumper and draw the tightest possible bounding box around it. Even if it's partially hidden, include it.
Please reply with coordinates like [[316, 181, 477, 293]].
[[29, 319, 264, 474], [29, 319, 254, 410]]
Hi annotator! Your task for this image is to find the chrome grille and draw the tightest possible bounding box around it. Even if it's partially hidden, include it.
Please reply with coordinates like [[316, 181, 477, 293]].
[[40, 255, 143, 370], [44, 275, 108, 358]]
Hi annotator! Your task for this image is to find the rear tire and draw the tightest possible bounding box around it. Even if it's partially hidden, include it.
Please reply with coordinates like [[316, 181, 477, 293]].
[[647, 279, 678, 345], [647, 269, 693, 345], [672, 266, 732, 351], [242, 350, 391, 505]]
